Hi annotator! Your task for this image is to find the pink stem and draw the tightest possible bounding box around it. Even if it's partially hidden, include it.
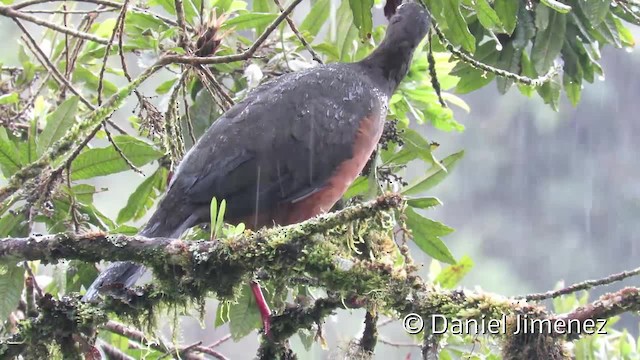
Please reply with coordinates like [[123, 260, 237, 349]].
[[250, 280, 272, 336]]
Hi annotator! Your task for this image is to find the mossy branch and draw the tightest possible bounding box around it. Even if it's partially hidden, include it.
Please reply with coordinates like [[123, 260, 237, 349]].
[[1, 194, 640, 360]]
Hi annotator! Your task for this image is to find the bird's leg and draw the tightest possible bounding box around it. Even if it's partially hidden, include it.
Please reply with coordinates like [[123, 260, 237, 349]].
[[250, 280, 272, 336]]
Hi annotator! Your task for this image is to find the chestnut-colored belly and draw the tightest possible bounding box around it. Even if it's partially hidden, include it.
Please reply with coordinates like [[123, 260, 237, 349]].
[[283, 114, 383, 225]]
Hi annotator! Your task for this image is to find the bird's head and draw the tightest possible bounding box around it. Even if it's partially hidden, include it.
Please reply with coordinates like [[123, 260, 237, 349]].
[[384, 1, 431, 50]]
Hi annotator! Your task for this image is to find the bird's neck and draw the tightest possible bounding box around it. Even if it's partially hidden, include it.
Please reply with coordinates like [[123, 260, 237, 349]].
[[359, 38, 419, 95]]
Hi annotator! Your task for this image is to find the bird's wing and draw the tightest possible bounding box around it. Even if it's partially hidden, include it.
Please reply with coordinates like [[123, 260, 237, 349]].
[[169, 64, 384, 222]]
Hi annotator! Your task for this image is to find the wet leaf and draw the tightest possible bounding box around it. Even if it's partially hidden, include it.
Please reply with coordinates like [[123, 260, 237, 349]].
[[494, 0, 519, 34], [577, 0, 609, 26], [541, 0, 572, 13], [402, 150, 464, 195], [407, 197, 443, 209], [301, 0, 330, 37], [349, 0, 374, 40], [442, 0, 475, 53], [37, 96, 79, 156], [0, 128, 22, 177], [474, 0, 505, 33], [531, 8, 566, 73], [71, 135, 163, 180], [0, 263, 24, 323], [404, 207, 456, 264], [229, 285, 262, 339], [0, 93, 19, 105], [435, 255, 474, 288], [117, 167, 167, 224]]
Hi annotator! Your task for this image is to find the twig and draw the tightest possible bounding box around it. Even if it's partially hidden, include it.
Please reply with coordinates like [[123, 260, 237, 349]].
[[174, 0, 189, 50], [103, 122, 144, 175], [22, 8, 117, 14], [378, 338, 421, 348], [97, 0, 129, 105], [0, 5, 110, 45], [104, 321, 230, 360], [207, 334, 232, 348], [182, 82, 197, 145], [158, 0, 304, 67], [518, 265, 640, 301], [431, 21, 560, 87], [273, 0, 322, 64], [98, 340, 136, 360], [12, 0, 183, 29]]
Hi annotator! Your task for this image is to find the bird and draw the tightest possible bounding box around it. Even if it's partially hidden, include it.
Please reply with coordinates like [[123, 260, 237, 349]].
[[83, 0, 431, 333]]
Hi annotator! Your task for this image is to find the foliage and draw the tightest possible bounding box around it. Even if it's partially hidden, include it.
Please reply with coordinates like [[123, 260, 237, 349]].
[[0, 0, 638, 358]]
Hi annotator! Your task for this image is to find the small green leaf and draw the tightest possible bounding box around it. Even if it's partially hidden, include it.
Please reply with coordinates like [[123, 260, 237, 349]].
[[70, 184, 97, 204], [71, 136, 163, 180], [37, 96, 79, 156], [0, 263, 24, 322], [402, 150, 464, 195], [222, 13, 278, 31], [300, 0, 330, 37], [435, 255, 474, 288], [229, 285, 262, 339], [537, 73, 562, 111], [349, 0, 374, 40], [563, 73, 581, 106], [407, 197, 443, 209], [404, 207, 456, 264], [215, 301, 231, 327], [0, 93, 19, 105], [541, 0, 572, 13], [442, 0, 476, 53], [210, 197, 218, 239], [215, 199, 226, 239], [117, 168, 167, 224], [155, 78, 178, 95], [494, 0, 519, 34]]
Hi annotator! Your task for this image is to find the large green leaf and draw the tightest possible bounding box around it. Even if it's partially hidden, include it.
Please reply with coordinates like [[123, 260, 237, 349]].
[[474, 0, 504, 33], [531, 6, 567, 73], [402, 150, 464, 195], [349, 0, 374, 40], [494, 0, 518, 34], [117, 167, 167, 224], [229, 284, 262, 339], [0, 263, 24, 323], [442, 0, 475, 53], [70, 135, 163, 180], [404, 207, 456, 264], [300, 0, 330, 37], [37, 96, 79, 156], [578, 0, 610, 26], [0, 128, 22, 177]]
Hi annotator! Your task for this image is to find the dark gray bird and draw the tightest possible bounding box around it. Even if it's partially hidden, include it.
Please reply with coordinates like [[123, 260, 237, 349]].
[[84, 0, 430, 332]]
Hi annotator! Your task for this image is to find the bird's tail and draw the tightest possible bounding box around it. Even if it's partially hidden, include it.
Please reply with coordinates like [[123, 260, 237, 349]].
[[82, 191, 196, 302]]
